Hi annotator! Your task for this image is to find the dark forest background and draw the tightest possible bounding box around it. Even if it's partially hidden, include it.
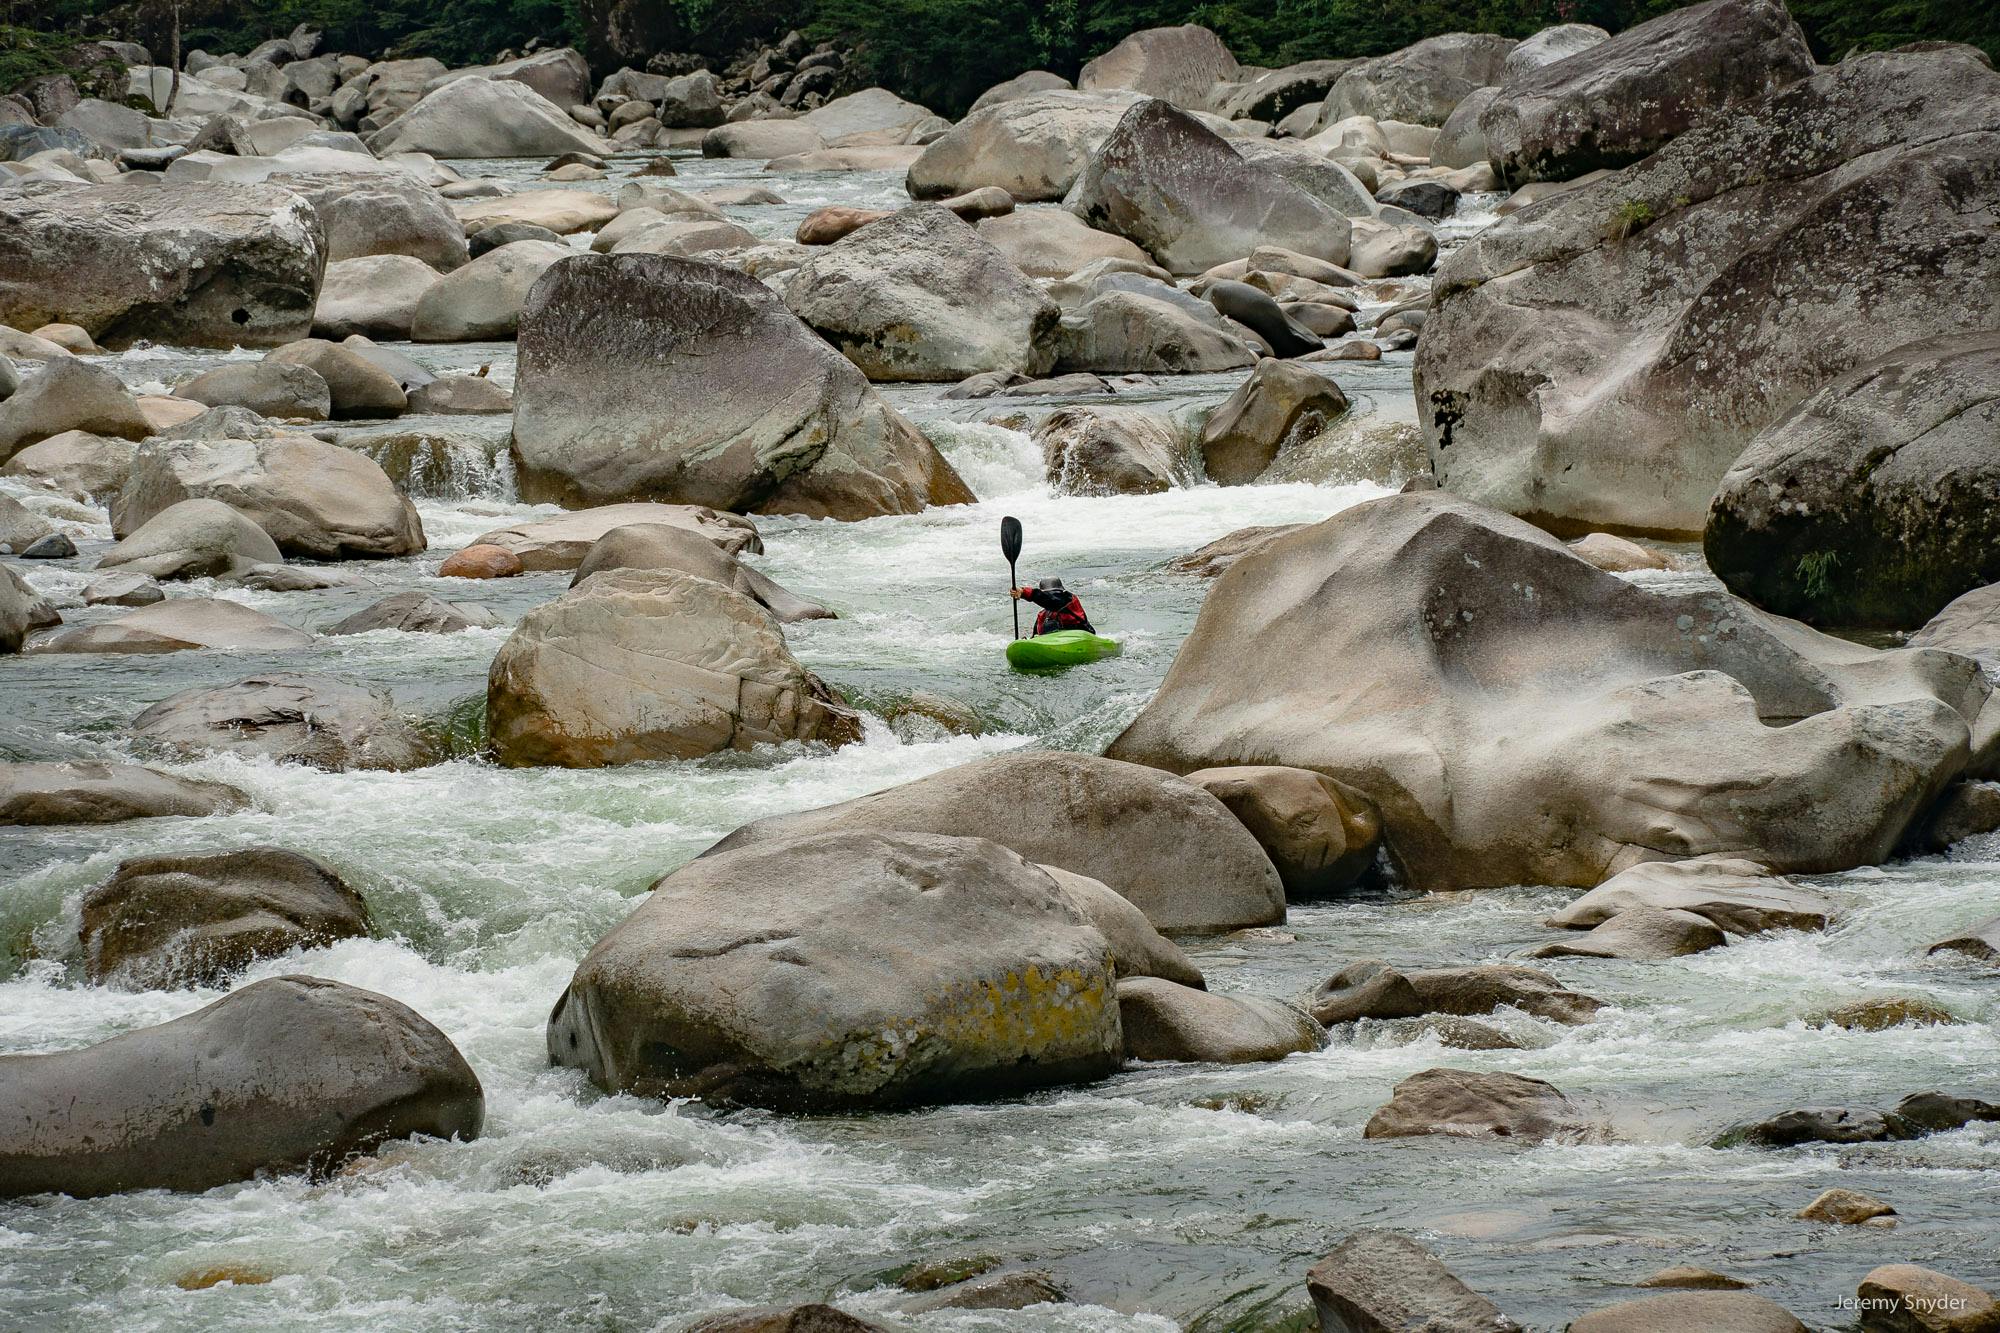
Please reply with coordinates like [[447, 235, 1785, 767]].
[[5, 0, 1991, 116]]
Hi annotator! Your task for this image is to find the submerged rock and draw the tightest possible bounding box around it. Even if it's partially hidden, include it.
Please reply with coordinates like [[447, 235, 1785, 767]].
[[1929, 917, 2000, 962], [486, 569, 860, 767], [31, 599, 313, 655], [548, 831, 1124, 1109], [0, 761, 247, 826], [132, 673, 434, 772], [0, 975, 482, 1198], [685, 1305, 888, 1333], [325, 591, 497, 636], [1311, 961, 1603, 1026], [1363, 1067, 1594, 1143], [81, 847, 371, 987], [510, 254, 972, 519], [1305, 1229, 1522, 1333], [703, 750, 1287, 933]]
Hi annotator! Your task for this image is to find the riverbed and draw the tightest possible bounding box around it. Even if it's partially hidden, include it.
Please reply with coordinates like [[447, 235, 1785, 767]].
[[1, 151, 1994, 1333]]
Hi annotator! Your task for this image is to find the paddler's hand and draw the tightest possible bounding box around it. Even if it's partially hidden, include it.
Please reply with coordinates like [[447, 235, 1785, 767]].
[[1010, 588, 1024, 600]]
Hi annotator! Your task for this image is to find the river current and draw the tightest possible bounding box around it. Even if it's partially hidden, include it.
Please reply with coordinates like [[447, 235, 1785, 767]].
[[1, 153, 1994, 1332]]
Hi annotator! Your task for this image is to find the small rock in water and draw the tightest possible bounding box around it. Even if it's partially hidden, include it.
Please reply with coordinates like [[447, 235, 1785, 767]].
[[1117, 977, 1324, 1064], [83, 573, 164, 607], [1732, 1106, 1905, 1148], [1926, 915, 2000, 962], [1527, 905, 1726, 960], [1637, 1266, 1752, 1290], [325, 591, 498, 636], [175, 1265, 275, 1290], [1569, 1291, 1807, 1333], [905, 1268, 1066, 1312], [1902, 780, 2000, 854], [1569, 531, 1669, 572], [439, 544, 525, 579], [1408, 1015, 1522, 1050], [1364, 1067, 1596, 1143], [1306, 1229, 1522, 1332], [899, 1254, 1001, 1292], [1812, 997, 1957, 1031], [17, 532, 74, 559], [1796, 1187, 1895, 1225], [1854, 1264, 1998, 1333], [1311, 960, 1604, 1026], [684, 1306, 889, 1333]]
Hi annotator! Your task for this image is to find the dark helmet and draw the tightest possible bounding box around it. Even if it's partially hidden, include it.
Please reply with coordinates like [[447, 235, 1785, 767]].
[[1037, 577, 1067, 593]]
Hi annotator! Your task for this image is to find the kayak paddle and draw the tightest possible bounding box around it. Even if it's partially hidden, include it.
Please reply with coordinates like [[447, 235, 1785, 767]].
[[1001, 515, 1022, 641]]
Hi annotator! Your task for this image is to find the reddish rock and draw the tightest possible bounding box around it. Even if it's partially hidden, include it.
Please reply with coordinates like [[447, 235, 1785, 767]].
[[796, 206, 891, 245], [439, 544, 524, 579]]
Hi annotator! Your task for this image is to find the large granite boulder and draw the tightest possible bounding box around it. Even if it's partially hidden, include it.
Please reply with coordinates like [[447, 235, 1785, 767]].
[[1482, 0, 1814, 184], [1116, 978, 1321, 1063], [1034, 405, 1184, 495], [423, 48, 590, 108], [486, 569, 861, 768], [95, 497, 284, 581], [547, 831, 1125, 1109], [1066, 99, 1351, 275], [969, 69, 1074, 113], [0, 178, 325, 349], [1705, 333, 2000, 629], [1503, 23, 1610, 77], [80, 847, 371, 987], [132, 673, 434, 771], [115, 435, 424, 559], [976, 209, 1153, 278], [366, 76, 601, 158], [1319, 33, 1516, 127], [1054, 291, 1256, 375], [784, 205, 1058, 382], [703, 750, 1286, 933], [1106, 492, 1988, 891], [570, 522, 831, 623], [1184, 765, 1379, 896], [0, 761, 248, 825], [1198, 359, 1350, 485], [1414, 50, 2000, 537], [908, 91, 1144, 203], [0, 976, 482, 1198], [172, 361, 332, 421], [264, 338, 408, 419], [313, 255, 441, 340], [510, 254, 972, 519], [1076, 25, 1241, 109], [3, 430, 138, 503]]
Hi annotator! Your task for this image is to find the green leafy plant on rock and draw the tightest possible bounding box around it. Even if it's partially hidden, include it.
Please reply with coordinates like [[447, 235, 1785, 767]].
[[1607, 198, 1656, 242], [1797, 548, 1842, 602]]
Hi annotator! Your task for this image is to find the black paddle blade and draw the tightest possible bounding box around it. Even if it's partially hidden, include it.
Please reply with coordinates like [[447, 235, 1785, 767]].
[[1000, 515, 1023, 563]]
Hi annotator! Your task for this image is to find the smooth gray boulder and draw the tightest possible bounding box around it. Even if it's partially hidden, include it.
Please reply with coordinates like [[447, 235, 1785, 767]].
[[424, 48, 590, 108], [1114, 490, 1983, 889], [1054, 291, 1256, 375], [173, 361, 332, 421], [510, 254, 972, 519], [547, 831, 1125, 1109], [1076, 25, 1241, 109], [410, 239, 570, 342], [1066, 99, 1351, 275], [1198, 359, 1349, 484], [405, 374, 511, 415], [1319, 33, 1516, 127], [132, 672, 435, 771], [0, 761, 248, 825], [1306, 1230, 1522, 1333], [1503, 23, 1610, 77], [968, 70, 1073, 113], [326, 591, 498, 636], [1705, 333, 2000, 630], [0, 177, 325, 349], [1363, 1067, 1594, 1142], [1911, 583, 2000, 668], [312, 255, 441, 340], [909, 90, 1144, 203], [115, 435, 424, 559], [1117, 978, 1321, 1063], [366, 76, 600, 158], [486, 569, 861, 768], [265, 338, 408, 419], [1415, 50, 2000, 536], [1310, 960, 1603, 1026], [1527, 904, 1728, 959], [30, 598, 313, 655], [976, 209, 1153, 277], [80, 847, 371, 987], [1035, 405, 1184, 495], [272, 170, 468, 271], [704, 750, 1287, 933], [0, 492, 54, 553], [1482, 0, 1813, 184], [469, 503, 760, 570], [0, 357, 150, 463], [0, 976, 482, 1198], [1041, 865, 1204, 987], [1184, 765, 1380, 897], [785, 205, 1058, 382], [1430, 86, 1497, 169], [569, 523, 831, 623], [95, 497, 284, 581]]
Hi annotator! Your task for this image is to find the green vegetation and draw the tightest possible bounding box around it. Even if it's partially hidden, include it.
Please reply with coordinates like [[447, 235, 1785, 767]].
[[1608, 198, 1655, 241], [13, 0, 1994, 115], [1797, 548, 1842, 601], [0, 23, 82, 90]]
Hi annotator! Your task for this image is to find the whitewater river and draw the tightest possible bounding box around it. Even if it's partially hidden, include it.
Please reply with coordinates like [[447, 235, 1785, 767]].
[[1, 152, 1994, 1332]]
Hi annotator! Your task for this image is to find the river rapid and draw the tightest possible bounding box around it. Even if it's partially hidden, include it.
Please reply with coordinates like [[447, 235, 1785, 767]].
[[1, 152, 1994, 1333]]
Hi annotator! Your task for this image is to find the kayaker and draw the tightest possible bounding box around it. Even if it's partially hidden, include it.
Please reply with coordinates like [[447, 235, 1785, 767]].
[[1012, 577, 1095, 636]]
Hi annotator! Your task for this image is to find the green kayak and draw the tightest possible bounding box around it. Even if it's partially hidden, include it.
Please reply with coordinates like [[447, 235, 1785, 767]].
[[1006, 630, 1123, 670]]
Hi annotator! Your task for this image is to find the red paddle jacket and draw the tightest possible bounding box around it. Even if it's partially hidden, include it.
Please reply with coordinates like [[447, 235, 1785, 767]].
[[1020, 586, 1094, 635]]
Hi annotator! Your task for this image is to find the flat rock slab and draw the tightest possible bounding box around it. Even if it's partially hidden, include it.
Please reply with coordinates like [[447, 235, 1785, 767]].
[[1568, 1291, 1807, 1333], [0, 760, 248, 825], [1546, 857, 1834, 934]]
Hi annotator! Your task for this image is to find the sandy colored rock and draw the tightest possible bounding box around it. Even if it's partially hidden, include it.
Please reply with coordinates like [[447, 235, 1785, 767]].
[[0, 356, 149, 462], [410, 240, 570, 342], [1311, 960, 1603, 1026], [1199, 359, 1350, 485], [570, 522, 830, 623], [0, 760, 247, 825], [1570, 532, 1669, 573], [1117, 977, 1322, 1063], [132, 672, 434, 771], [1035, 405, 1184, 495], [1527, 905, 1727, 959], [173, 361, 332, 421], [1569, 1291, 1806, 1333], [1855, 1264, 1997, 1333], [96, 497, 284, 581], [976, 208, 1152, 277], [1184, 764, 1379, 896], [1363, 1067, 1593, 1143], [31, 598, 313, 655], [1547, 857, 1834, 934], [438, 544, 524, 578], [469, 503, 760, 571], [1798, 1187, 1895, 1225], [1306, 1229, 1522, 1333]]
